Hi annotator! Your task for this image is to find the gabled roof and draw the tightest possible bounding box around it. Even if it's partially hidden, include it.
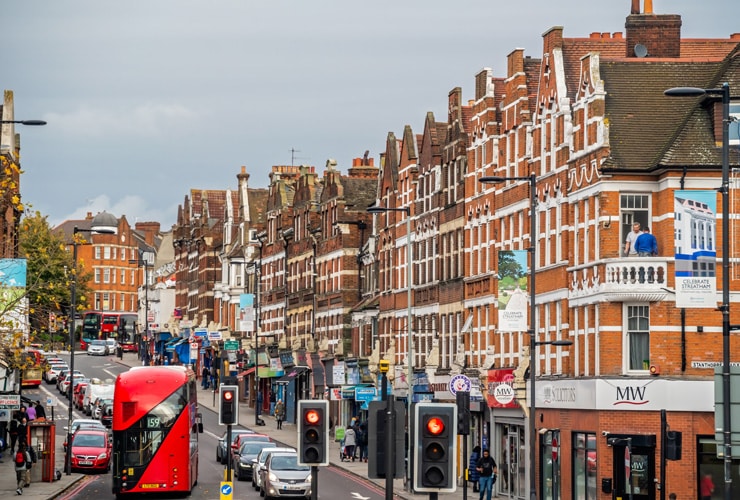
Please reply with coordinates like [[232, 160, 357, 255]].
[[601, 45, 740, 172]]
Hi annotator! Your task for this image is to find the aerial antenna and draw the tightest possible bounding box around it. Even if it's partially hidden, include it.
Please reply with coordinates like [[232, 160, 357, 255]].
[[290, 147, 310, 166]]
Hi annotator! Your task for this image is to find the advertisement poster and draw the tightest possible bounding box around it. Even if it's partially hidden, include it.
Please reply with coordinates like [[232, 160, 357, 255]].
[[487, 368, 520, 409], [674, 190, 717, 308], [497, 250, 528, 332]]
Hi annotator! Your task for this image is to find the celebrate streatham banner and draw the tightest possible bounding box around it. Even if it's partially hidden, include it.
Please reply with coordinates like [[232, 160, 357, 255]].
[[497, 250, 528, 332], [674, 190, 717, 308]]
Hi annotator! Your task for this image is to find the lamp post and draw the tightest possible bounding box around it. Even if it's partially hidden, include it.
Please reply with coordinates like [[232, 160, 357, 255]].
[[66, 223, 115, 475], [0, 119, 47, 126], [129, 255, 153, 361], [367, 203, 413, 487], [665, 83, 735, 500], [480, 173, 545, 499]]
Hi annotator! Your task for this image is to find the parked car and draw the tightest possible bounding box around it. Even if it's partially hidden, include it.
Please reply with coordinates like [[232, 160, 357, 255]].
[[260, 452, 311, 499], [87, 339, 107, 356], [66, 428, 112, 473], [92, 397, 113, 420], [104, 339, 118, 355], [57, 370, 83, 393], [83, 383, 114, 416], [233, 441, 276, 481], [217, 429, 255, 464], [231, 433, 271, 459], [252, 446, 296, 491], [100, 401, 114, 427], [44, 361, 68, 383], [73, 382, 89, 409], [65, 376, 89, 398]]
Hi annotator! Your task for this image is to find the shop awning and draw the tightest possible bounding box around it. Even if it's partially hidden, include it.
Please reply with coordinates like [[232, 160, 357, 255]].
[[238, 366, 256, 377], [275, 366, 310, 384]]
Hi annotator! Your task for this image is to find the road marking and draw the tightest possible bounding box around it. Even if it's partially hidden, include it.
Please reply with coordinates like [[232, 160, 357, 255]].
[[351, 493, 371, 500]]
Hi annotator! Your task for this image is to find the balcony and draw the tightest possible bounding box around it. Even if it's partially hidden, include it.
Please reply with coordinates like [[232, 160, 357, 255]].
[[569, 257, 671, 305]]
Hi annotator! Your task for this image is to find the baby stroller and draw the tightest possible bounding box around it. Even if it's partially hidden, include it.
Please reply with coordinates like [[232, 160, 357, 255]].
[[339, 438, 352, 462]]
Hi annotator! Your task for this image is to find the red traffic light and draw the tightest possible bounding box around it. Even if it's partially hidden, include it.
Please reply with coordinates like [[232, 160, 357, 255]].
[[305, 409, 321, 425], [223, 390, 234, 401], [426, 416, 446, 436]]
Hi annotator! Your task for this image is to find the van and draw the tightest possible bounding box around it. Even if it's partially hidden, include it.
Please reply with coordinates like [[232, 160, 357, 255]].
[[83, 383, 114, 416]]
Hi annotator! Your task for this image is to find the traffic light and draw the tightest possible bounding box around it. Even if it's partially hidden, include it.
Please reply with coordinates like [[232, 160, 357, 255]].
[[219, 385, 238, 425], [413, 402, 457, 493], [665, 430, 682, 460], [367, 400, 405, 479], [456, 390, 470, 435], [298, 400, 329, 466]]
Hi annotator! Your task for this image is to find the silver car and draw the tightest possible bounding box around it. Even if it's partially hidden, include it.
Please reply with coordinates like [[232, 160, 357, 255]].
[[252, 447, 296, 491], [260, 452, 311, 499], [87, 340, 107, 356]]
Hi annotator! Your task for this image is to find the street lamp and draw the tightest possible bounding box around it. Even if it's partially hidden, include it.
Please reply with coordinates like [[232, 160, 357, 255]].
[[665, 83, 735, 500], [0, 119, 47, 126], [479, 173, 545, 500], [65, 222, 115, 475], [367, 203, 413, 487], [129, 255, 153, 361]]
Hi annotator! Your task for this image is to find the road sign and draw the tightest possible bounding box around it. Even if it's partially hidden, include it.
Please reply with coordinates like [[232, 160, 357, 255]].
[[219, 481, 233, 500], [46, 396, 57, 407], [224, 340, 239, 351]]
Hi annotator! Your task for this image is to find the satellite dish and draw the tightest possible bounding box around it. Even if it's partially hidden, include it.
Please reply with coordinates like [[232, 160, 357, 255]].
[[634, 44, 648, 58]]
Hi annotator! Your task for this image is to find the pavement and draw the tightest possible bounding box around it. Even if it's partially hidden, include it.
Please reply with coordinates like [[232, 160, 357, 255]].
[[0, 353, 479, 499]]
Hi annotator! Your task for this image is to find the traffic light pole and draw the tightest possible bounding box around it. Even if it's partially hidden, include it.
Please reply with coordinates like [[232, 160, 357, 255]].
[[311, 466, 318, 500], [225, 424, 233, 482], [382, 371, 394, 500]]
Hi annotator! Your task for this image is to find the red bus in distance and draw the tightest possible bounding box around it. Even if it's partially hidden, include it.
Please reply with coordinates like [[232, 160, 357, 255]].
[[81, 311, 138, 352], [111, 366, 203, 498]]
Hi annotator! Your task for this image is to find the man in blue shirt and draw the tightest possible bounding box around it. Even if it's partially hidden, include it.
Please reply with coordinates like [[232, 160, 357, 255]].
[[634, 226, 658, 256]]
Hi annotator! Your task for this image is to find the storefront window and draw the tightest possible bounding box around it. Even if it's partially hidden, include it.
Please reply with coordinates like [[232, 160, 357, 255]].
[[541, 431, 560, 500], [698, 436, 740, 498], [572, 432, 597, 500], [496, 423, 525, 499]]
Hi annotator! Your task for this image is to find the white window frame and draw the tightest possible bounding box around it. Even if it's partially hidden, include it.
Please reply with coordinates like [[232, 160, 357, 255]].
[[623, 304, 650, 374]]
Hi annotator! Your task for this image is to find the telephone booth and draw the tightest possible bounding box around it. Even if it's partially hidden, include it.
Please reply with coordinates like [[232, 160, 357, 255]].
[[28, 421, 56, 482]]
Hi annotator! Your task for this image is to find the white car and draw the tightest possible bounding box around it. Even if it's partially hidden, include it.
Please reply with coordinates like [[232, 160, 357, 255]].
[[252, 447, 296, 491], [44, 361, 68, 383], [87, 340, 107, 356], [104, 339, 119, 355]]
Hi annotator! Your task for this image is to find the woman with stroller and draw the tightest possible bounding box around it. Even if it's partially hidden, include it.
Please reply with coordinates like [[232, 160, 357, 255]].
[[343, 424, 357, 462]]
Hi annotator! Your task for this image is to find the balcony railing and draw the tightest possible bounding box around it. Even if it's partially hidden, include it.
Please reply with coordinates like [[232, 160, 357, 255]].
[[600, 257, 670, 302]]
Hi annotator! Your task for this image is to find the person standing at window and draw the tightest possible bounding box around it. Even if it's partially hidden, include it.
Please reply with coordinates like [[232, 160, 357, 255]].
[[624, 222, 643, 256], [634, 226, 658, 256]]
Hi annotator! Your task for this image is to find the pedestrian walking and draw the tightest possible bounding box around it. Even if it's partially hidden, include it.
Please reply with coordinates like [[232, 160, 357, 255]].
[[274, 399, 285, 430], [24, 444, 37, 487], [25, 404, 36, 422], [34, 401, 46, 422], [700, 472, 715, 500], [343, 425, 357, 462], [14, 443, 30, 495], [469, 445, 481, 492], [476, 448, 498, 500], [9, 411, 20, 453], [16, 418, 28, 449]]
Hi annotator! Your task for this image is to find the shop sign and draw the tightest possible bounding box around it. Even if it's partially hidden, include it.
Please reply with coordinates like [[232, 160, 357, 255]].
[[487, 368, 519, 409], [0, 395, 20, 409], [354, 386, 378, 403]]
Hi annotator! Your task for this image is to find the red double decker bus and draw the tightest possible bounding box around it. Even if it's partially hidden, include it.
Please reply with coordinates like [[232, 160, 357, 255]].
[[81, 311, 138, 352], [111, 366, 203, 498]]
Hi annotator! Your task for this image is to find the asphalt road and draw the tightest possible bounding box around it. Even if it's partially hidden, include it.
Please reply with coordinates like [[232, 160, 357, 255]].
[[24, 353, 388, 500]]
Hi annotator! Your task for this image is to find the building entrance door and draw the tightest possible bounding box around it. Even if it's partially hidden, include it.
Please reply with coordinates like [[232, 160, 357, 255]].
[[498, 424, 525, 499]]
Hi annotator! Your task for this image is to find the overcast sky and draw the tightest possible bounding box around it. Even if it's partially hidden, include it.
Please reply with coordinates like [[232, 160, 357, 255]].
[[4, 1, 738, 230]]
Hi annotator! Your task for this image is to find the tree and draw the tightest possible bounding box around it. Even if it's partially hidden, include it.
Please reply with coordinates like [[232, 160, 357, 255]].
[[17, 211, 92, 344], [497, 250, 525, 281]]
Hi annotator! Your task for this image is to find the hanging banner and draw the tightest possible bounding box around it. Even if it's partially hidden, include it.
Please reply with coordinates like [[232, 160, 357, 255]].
[[497, 250, 528, 332], [674, 190, 717, 308]]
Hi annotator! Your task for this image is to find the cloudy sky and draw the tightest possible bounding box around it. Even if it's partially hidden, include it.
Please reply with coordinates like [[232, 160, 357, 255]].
[[4, 1, 738, 230]]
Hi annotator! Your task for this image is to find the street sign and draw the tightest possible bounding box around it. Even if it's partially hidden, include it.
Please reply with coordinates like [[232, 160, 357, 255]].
[[224, 340, 239, 351], [0, 395, 20, 409]]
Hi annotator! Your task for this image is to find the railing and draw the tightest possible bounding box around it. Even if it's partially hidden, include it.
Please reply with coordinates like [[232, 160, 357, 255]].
[[604, 258, 669, 287]]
